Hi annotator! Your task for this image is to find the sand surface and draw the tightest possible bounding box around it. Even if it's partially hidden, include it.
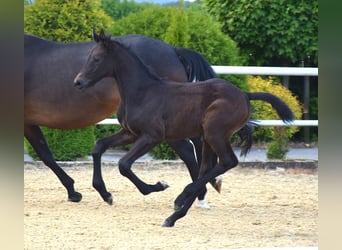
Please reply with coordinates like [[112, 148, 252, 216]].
[[24, 163, 317, 249]]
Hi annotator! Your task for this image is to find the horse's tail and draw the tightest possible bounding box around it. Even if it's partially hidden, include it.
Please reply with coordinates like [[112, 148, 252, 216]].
[[246, 92, 295, 123], [174, 47, 216, 81]]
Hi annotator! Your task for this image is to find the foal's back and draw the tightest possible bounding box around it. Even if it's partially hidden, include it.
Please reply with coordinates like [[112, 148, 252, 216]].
[[154, 79, 250, 140]]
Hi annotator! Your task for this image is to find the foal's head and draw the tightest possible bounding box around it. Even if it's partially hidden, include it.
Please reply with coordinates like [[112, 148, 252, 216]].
[[74, 30, 113, 90]]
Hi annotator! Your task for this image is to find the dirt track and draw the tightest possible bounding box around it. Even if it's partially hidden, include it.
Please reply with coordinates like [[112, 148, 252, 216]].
[[24, 163, 317, 249]]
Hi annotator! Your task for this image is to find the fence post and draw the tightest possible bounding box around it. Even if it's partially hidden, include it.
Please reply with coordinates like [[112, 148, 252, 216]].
[[304, 76, 310, 142], [283, 75, 289, 88]]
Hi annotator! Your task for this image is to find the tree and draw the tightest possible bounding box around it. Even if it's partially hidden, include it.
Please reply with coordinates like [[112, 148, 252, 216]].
[[205, 0, 318, 66], [100, 0, 153, 21], [24, 0, 113, 42], [164, 0, 189, 47], [112, 6, 247, 90]]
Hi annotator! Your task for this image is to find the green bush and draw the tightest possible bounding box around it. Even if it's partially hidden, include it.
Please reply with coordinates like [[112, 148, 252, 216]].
[[248, 76, 303, 142], [25, 126, 95, 161], [149, 143, 178, 160], [266, 127, 289, 160], [247, 76, 303, 159]]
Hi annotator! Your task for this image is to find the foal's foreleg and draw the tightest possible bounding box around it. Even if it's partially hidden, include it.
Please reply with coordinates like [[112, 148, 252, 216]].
[[92, 129, 137, 205], [118, 136, 169, 195]]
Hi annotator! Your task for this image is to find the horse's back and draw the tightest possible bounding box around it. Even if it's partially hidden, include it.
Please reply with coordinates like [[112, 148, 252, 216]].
[[24, 35, 120, 129], [116, 35, 187, 82]]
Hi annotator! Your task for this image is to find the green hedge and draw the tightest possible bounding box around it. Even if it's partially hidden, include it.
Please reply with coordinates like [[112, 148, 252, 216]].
[[25, 126, 95, 161]]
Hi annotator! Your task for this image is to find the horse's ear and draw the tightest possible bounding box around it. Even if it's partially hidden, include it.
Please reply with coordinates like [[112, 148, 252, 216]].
[[92, 29, 100, 43]]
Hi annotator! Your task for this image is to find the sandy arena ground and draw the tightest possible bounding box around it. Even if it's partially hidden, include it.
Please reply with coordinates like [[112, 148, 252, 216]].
[[24, 163, 317, 249]]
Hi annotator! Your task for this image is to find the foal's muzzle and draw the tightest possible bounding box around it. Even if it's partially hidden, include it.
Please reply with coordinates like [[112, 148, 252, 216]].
[[73, 74, 87, 91]]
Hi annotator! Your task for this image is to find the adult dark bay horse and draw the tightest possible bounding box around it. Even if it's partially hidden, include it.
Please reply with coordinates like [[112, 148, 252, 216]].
[[25, 33, 239, 205], [74, 30, 294, 227]]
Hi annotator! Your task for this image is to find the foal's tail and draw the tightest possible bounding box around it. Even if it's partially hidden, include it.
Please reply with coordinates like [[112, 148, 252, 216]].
[[174, 47, 216, 81], [246, 92, 295, 123], [236, 122, 254, 157]]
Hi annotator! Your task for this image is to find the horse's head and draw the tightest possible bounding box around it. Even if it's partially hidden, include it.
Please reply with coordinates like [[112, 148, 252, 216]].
[[74, 29, 113, 90]]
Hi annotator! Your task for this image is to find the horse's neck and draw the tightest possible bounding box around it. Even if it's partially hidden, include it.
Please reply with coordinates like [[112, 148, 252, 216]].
[[111, 42, 161, 104]]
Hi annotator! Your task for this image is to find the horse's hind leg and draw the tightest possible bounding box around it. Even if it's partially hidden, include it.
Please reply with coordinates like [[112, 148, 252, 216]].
[[24, 125, 82, 202], [92, 129, 137, 204], [118, 136, 169, 195]]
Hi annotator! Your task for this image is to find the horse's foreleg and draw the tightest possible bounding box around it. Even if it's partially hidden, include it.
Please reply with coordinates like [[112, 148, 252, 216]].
[[118, 136, 169, 195], [24, 125, 82, 202], [92, 129, 137, 205]]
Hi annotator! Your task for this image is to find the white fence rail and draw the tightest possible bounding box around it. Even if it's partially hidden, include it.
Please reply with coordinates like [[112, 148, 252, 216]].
[[97, 66, 318, 127], [96, 119, 318, 126], [211, 66, 318, 76]]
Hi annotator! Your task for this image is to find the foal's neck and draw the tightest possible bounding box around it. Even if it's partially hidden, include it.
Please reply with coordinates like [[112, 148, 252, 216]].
[[111, 41, 162, 103]]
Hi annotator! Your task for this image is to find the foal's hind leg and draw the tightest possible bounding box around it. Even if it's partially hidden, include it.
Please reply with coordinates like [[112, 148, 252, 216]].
[[168, 139, 208, 207], [173, 140, 215, 211], [92, 129, 137, 204], [24, 125, 82, 202], [191, 137, 221, 193], [118, 135, 169, 195], [163, 140, 239, 227]]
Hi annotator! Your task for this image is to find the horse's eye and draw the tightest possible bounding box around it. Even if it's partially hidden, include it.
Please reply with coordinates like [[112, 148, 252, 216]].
[[93, 57, 101, 63]]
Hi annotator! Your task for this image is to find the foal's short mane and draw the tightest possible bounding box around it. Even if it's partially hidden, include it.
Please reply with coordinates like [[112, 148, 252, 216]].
[[101, 36, 162, 82]]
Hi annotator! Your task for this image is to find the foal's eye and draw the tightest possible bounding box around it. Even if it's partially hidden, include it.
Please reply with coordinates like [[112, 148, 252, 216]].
[[93, 57, 101, 63]]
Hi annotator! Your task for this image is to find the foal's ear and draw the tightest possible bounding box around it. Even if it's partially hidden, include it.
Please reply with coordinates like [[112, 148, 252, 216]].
[[96, 29, 111, 44], [92, 28, 100, 43]]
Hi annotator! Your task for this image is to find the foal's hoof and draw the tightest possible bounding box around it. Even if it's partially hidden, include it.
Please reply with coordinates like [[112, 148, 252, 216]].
[[68, 192, 82, 202], [213, 176, 223, 193], [162, 219, 175, 227], [104, 194, 113, 205], [157, 181, 170, 191]]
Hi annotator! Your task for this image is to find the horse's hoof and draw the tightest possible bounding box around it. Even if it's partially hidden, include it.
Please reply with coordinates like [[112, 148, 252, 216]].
[[214, 176, 223, 193], [104, 194, 113, 205], [68, 192, 82, 202], [195, 199, 210, 209], [162, 219, 175, 227]]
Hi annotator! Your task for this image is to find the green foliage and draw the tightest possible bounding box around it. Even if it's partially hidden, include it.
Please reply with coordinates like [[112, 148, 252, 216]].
[[149, 143, 178, 160], [100, 0, 153, 21], [248, 76, 303, 142], [24, 0, 113, 42], [206, 0, 318, 66], [112, 6, 247, 90], [266, 135, 289, 160], [164, 1, 189, 47], [25, 126, 95, 161], [185, 9, 247, 91]]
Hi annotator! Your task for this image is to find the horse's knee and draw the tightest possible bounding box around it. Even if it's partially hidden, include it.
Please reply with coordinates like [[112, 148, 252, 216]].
[[118, 159, 131, 177]]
